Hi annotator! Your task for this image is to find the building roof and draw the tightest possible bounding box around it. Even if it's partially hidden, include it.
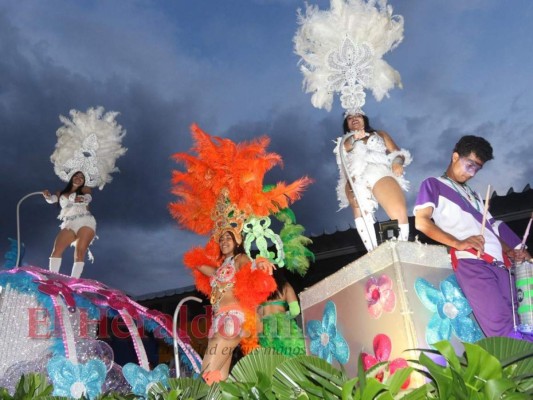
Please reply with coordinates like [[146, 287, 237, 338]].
[[134, 285, 196, 302], [135, 185, 533, 301]]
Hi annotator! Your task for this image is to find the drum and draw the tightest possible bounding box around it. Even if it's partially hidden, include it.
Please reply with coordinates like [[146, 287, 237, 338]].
[[515, 261, 533, 333]]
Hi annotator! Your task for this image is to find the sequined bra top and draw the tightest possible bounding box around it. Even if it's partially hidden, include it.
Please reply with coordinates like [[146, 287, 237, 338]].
[[210, 257, 237, 286], [209, 256, 237, 310]]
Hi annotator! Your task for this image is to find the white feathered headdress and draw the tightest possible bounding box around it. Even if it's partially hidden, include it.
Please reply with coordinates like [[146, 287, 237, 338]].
[[294, 0, 404, 115], [50, 106, 127, 189]]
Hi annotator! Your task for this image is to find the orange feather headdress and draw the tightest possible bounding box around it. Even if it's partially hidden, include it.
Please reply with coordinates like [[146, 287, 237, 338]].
[[170, 124, 313, 353], [169, 124, 312, 244]]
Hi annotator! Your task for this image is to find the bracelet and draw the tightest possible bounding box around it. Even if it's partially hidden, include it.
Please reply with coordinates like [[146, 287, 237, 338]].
[[392, 156, 404, 166], [82, 194, 93, 204], [388, 149, 412, 167], [45, 194, 58, 204]]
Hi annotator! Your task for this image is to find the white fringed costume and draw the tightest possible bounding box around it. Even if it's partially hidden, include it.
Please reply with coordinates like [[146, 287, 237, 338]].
[[45, 106, 126, 274], [49, 106, 127, 235], [58, 193, 97, 234], [295, 0, 410, 250], [334, 133, 411, 215]]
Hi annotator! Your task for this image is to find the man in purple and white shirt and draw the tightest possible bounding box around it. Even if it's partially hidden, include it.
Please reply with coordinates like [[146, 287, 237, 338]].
[[414, 135, 532, 340]]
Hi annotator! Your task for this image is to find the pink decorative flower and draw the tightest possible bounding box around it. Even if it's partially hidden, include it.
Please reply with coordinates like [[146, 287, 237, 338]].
[[361, 334, 410, 389], [365, 275, 396, 319]]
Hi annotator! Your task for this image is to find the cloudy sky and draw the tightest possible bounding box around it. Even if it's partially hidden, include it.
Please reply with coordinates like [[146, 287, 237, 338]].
[[1, 0, 532, 296]]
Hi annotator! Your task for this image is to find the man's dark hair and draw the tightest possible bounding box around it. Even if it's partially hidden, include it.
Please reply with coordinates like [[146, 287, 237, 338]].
[[453, 135, 494, 162]]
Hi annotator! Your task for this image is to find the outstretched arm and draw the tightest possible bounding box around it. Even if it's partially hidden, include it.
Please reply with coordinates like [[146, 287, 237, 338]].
[[183, 246, 219, 294], [237, 254, 275, 275], [504, 247, 532, 263], [42, 190, 58, 203], [197, 265, 217, 276], [494, 220, 533, 262]]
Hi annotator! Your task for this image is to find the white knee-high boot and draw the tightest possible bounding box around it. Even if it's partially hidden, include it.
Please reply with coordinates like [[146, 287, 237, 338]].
[[71, 262, 84, 278], [399, 223, 410, 241], [355, 215, 378, 252], [49, 257, 62, 273]]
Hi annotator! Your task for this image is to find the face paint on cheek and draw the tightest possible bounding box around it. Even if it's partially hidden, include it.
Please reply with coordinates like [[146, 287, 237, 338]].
[[460, 157, 482, 176]]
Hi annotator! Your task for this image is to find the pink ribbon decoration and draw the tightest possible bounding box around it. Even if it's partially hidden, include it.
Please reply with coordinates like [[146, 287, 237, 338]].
[[35, 278, 77, 312], [91, 289, 140, 319], [5, 266, 202, 373]]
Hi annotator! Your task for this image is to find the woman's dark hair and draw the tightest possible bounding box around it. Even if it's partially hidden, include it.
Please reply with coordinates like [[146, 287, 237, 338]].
[[267, 268, 289, 300], [453, 135, 494, 163], [343, 114, 375, 135], [219, 231, 246, 258], [58, 171, 85, 206]]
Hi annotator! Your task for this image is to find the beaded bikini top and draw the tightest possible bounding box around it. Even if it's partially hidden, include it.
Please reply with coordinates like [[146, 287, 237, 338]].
[[210, 257, 237, 309]]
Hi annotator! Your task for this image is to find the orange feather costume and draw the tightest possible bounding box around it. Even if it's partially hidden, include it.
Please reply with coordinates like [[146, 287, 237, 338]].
[[170, 124, 312, 353]]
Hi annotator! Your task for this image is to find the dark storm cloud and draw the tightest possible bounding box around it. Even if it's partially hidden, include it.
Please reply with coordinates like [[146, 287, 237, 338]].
[[220, 108, 352, 235], [3, 0, 533, 296], [0, 7, 205, 294]]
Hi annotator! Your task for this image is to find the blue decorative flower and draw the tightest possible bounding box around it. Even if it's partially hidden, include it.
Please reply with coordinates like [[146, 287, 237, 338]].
[[47, 356, 106, 399], [415, 275, 483, 346], [306, 301, 350, 364], [123, 363, 170, 397]]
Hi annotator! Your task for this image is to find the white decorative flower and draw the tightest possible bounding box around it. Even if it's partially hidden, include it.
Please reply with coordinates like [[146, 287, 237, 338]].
[[327, 38, 374, 114]]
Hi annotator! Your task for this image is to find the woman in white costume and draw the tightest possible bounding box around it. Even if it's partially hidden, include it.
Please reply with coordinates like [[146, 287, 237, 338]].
[[335, 113, 411, 251], [43, 106, 127, 277], [43, 171, 96, 278], [294, 0, 408, 251]]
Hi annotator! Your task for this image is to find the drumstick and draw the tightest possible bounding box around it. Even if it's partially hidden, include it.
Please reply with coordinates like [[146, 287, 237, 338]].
[[477, 184, 491, 258], [521, 212, 533, 250]]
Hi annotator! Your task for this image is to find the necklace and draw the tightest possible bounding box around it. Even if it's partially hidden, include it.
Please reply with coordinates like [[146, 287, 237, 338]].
[[210, 257, 236, 311], [442, 173, 481, 212], [349, 131, 370, 144]]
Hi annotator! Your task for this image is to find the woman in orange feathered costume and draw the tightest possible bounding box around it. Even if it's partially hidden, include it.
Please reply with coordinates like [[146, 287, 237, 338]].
[[169, 124, 312, 384]]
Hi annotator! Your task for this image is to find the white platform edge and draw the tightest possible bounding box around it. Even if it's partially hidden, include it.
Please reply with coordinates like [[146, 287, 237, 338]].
[[299, 241, 452, 310]]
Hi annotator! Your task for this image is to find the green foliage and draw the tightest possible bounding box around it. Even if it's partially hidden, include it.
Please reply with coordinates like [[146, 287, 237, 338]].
[[409, 337, 533, 399], [2, 337, 532, 399], [0, 373, 54, 399], [337, 353, 416, 400], [148, 377, 209, 400]]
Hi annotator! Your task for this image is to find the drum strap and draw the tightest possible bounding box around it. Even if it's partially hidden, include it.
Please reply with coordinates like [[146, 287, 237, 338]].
[[449, 247, 512, 271]]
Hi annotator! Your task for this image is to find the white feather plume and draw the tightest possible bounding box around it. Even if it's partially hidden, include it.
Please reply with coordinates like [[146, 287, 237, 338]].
[[294, 0, 404, 113], [50, 106, 127, 189]]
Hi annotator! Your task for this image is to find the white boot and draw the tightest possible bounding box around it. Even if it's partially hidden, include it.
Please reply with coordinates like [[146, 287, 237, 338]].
[[355, 215, 378, 252], [49, 257, 62, 273], [71, 262, 84, 278], [398, 223, 410, 241], [398, 224, 409, 242]]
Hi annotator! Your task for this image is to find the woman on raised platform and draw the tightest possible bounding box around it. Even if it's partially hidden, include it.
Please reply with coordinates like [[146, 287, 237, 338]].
[[43, 171, 96, 278], [43, 106, 126, 278], [334, 113, 411, 252]]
